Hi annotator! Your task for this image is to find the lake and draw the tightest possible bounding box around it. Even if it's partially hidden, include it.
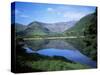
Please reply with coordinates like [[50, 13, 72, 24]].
[[23, 39, 97, 68]]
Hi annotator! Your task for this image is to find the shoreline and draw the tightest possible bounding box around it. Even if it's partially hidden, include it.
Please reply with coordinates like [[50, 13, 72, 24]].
[[24, 36, 85, 40]]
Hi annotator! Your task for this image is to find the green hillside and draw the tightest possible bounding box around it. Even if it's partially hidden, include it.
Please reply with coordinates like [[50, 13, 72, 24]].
[[83, 9, 97, 61], [23, 21, 50, 37], [15, 23, 26, 33], [64, 13, 95, 36], [64, 9, 97, 61]]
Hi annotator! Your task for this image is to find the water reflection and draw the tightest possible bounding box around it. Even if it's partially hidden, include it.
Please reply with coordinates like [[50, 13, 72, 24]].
[[25, 39, 77, 50], [45, 39, 77, 50], [25, 39, 49, 50], [24, 39, 97, 68], [37, 48, 97, 68]]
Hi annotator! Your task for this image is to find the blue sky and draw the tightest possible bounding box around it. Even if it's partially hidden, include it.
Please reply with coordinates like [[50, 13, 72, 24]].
[[11, 2, 96, 25]]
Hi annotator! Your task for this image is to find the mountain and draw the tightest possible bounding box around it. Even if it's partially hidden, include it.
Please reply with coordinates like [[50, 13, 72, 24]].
[[22, 21, 50, 37], [14, 23, 26, 32], [43, 21, 77, 33], [65, 13, 95, 36], [15, 20, 77, 37]]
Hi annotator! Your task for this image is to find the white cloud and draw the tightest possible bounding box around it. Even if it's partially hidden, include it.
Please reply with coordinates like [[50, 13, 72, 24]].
[[15, 9, 21, 14], [47, 8, 62, 16], [63, 12, 86, 21], [20, 14, 29, 18], [47, 8, 54, 12], [57, 12, 61, 15], [14, 9, 29, 18]]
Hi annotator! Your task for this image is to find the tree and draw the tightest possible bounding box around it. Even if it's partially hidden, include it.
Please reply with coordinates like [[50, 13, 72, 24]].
[[84, 8, 97, 61]]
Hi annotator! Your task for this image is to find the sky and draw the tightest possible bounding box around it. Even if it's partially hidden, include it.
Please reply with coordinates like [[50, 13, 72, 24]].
[[11, 2, 96, 25]]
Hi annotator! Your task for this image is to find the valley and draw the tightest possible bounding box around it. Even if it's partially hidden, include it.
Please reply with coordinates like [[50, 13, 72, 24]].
[[12, 8, 97, 72]]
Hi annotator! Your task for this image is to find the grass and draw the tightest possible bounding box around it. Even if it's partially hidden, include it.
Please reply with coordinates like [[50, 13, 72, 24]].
[[17, 53, 90, 72], [25, 59, 90, 71]]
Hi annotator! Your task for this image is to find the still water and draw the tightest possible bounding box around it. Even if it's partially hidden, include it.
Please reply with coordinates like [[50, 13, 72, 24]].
[[24, 39, 97, 68]]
